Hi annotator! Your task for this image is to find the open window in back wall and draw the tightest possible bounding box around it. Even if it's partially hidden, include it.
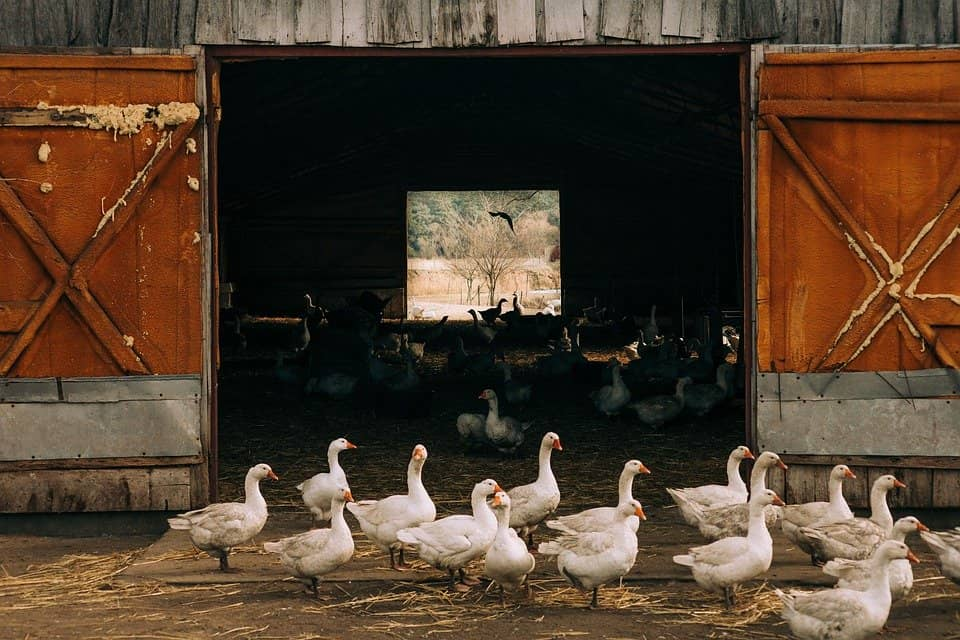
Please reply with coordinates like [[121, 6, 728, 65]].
[[406, 190, 561, 321]]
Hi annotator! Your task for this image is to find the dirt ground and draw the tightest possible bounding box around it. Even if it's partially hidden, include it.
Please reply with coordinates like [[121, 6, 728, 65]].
[[1, 329, 958, 639]]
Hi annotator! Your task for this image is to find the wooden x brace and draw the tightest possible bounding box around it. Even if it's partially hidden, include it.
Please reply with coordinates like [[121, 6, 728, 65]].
[[764, 115, 960, 370], [0, 120, 198, 376]]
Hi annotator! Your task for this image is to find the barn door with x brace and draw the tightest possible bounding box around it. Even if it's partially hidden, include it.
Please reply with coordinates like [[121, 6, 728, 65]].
[[754, 48, 960, 462], [0, 55, 207, 512]]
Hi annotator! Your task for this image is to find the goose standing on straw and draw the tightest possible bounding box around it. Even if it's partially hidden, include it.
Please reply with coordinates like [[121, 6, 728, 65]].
[[484, 491, 536, 604], [347, 444, 436, 570], [167, 463, 278, 571], [673, 489, 784, 608], [264, 486, 355, 596]]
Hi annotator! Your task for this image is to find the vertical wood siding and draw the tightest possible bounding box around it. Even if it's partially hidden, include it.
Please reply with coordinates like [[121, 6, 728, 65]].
[[3, 0, 958, 48]]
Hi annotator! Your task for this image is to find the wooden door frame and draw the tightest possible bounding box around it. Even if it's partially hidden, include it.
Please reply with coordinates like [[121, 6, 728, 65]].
[[202, 43, 755, 501]]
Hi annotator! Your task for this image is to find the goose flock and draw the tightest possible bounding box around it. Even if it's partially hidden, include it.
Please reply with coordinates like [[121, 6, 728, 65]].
[[167, 437, 960, 637], [202, 294, 959, 637]]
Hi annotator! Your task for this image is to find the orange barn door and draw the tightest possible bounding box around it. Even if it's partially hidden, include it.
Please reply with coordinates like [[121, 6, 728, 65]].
[[755, 50, 960, 471], [0, 55, 207, 512]]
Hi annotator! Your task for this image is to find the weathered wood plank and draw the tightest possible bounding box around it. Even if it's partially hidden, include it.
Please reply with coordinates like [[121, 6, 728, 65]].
[[0, 455, 204, 472], [638, 0, 664, 43], [238, 0, 278, 42], [471, 0, 500, 44], [714, 0, 741, 40], [296, 0, 333, 42], [544, 0, 585, 41], [760, 99, 960, 121], [343, 0, 370, 44], [273, 0, 295, 43], [33, 0, 70, 46], [461, 0, 498, 45], [431, 0, 463, 46], [773, 0, 798, 43], [901, 0, 940, 43], [937, 0, 956, 43], [839, 0, 900, 44], [107, 0, 148, 46], [0, 0, 33, 46], [780, 454, 960, 471], [932, 469, 960, 507], [743, 0, 781, 40], [195, 0, 237, 44], [600, 0, 641, 39], [0, 467, 192, 512], [65, 1, 113, 46], [367, 0, 423, 44], [497, 0, 537, 43], [796, 0, 839, 43], [175, 0, 198, 45], [146, 0, 180, 48], [661, 0, 702, 37], [0, 301, 39, 333], [582, 0, 602, 42]]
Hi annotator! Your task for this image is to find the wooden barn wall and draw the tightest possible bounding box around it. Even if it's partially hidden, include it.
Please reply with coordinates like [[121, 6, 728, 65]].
[[2, 1, 959, 48], [0, 54, 206, 512]]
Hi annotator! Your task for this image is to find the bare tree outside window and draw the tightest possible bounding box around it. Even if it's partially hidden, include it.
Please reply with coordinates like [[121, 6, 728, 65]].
[[407, 190, 560, 318]]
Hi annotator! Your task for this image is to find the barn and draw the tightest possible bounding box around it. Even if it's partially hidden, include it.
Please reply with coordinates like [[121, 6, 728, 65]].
[[0, 0, 958, 521]]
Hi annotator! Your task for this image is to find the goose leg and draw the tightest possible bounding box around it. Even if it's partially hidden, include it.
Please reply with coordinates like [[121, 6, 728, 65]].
[[526, 531, 535, 550], [590, 587, 600, 609], [395, 547, 410, 571], [311, 577, 319, 597], [458, 568, 481, 586], [499, 584, 505, 607], [723, 586, 737, 608], [218, 551, 230, 572]]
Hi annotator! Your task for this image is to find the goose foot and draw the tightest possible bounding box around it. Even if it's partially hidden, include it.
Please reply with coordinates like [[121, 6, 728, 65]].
[[458, 569, 481, 586], [452, 582, 472, 592], [217, 553, 238, 572]]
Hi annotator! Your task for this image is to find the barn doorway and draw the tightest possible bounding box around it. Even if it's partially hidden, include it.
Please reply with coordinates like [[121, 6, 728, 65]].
[[211, 50, 747, 505], [406, 189, 562, 321]]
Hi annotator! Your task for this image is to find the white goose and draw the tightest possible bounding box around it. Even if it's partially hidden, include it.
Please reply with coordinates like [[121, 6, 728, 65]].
[[484, 492, 536, 604], [298, 438, 357, 524], [589, 357, 631, 416], [481, 389, 531, 455], [782, 464, 857, 552], [798, 475, 905, 562], [167, 463, 278, 571], [546, 459, 650, 534], [346, 444, 436, 570], [674, 489, 784, 608], [823, 516, 928, 602], [264, 486, 355, 596], [921, 526, 960, 584], [666, 446, 753, 525], [396, 479, 501, 591], [538, 499, 646, 609], [508, 432, 563, 547], [683, 451, 787, 541], [776, 540, 919, 640]]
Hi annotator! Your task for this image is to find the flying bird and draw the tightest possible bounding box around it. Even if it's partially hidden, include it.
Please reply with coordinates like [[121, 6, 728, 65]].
[[487, 210, 516, 234]]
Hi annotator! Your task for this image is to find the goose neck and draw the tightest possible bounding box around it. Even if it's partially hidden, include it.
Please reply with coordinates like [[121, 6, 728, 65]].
[[244, 473, 267, 511], [486, 395, 500, 419], [537, 444, 555, 484], [471, 490, 497, 528], [617, 468, 636, 503], [330, 499, 350, 536], [407, 459, 427, 497], [726, 454, 748, 493], [749, 459, 770, 494], [869, 485, 894, 532], [327, 448, 343, 475], [495, 506, 512, 532], [827, 474, 846, 506], [746, 503, 772, 544]]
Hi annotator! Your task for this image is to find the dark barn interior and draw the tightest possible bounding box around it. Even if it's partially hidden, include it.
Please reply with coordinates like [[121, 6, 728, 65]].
[[213, 53, 748, 517], [218, 54, 744, 323]]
